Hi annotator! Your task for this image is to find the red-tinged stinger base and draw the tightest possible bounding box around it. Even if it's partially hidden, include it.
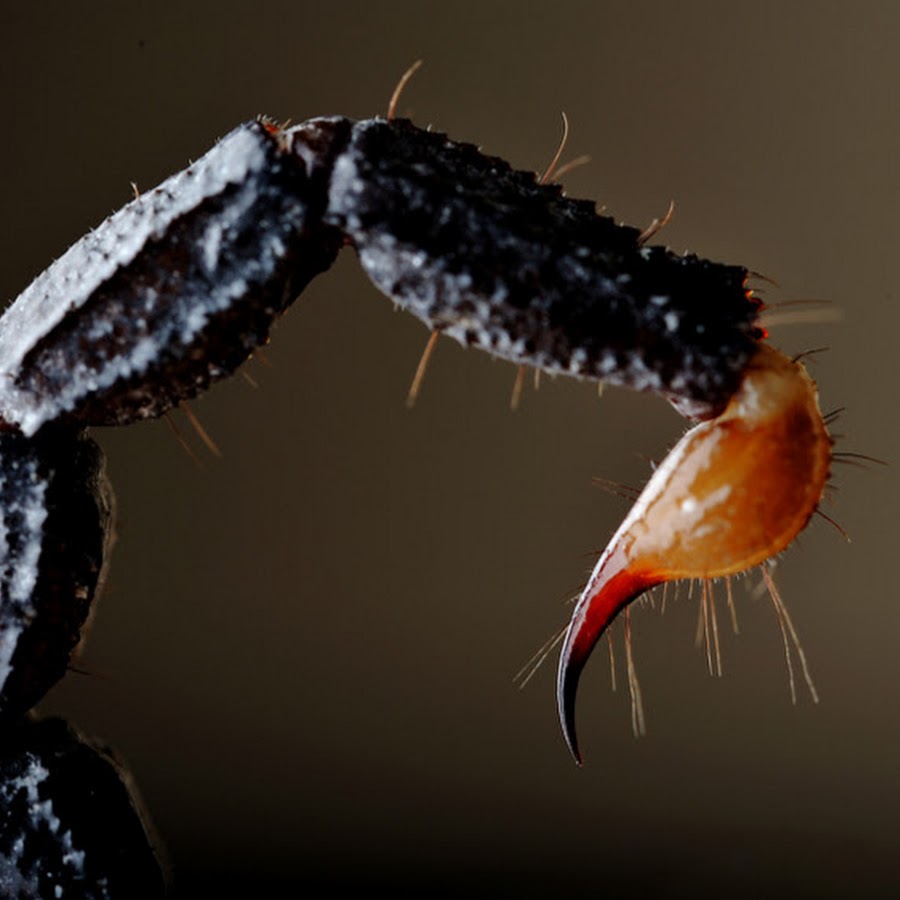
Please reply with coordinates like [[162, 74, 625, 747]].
[[557, 343, 833, 762]]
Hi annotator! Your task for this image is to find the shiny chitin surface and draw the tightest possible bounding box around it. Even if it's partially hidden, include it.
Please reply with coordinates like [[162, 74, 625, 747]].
[[557, 344, 833, 762]]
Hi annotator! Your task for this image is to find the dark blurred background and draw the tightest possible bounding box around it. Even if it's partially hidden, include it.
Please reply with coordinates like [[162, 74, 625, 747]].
[[1, 2, 897, 896]]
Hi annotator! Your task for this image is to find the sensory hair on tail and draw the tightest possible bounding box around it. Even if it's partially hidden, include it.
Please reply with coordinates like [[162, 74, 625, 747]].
[[0, 62, 844, 794]]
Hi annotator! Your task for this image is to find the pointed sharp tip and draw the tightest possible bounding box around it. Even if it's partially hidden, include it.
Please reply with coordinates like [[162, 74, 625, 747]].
[[557, 622, 586, 765], [555, 564, 653, 764]]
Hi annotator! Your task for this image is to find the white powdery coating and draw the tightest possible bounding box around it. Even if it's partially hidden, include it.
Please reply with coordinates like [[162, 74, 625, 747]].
[[0, 459, 48, 695], [0, 629, 20, 701], [326, 152, 367, 232], [11, 168, 260, 430], [0, 124, 271, 433], [0, 756, 87, 896]]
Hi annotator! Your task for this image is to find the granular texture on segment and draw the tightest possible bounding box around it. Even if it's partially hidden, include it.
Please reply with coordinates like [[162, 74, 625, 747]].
[[325, 118, 763, 418], [0, 112, 763, 432], [0, 717, 166, 899], [0, 428, 113, 716], [0, 121, 344, 435]]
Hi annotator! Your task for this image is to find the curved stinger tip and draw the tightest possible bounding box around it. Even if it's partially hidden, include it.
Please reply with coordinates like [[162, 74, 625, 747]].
[[556, 561, 651, 765], [553, 343, 832, 763]]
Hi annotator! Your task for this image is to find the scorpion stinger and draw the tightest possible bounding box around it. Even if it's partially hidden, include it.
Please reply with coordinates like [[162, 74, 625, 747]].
[[0, 71, 858, 887], [557, 344, 833, 763], [0, 81, 846, 767]]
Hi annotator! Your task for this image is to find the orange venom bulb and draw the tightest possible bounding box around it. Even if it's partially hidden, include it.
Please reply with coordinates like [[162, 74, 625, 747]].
[[557, 343, 833, 762]]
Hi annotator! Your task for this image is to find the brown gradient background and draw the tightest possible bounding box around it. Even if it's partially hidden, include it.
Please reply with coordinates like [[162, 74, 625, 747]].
[[1, 2, 898, 896]]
